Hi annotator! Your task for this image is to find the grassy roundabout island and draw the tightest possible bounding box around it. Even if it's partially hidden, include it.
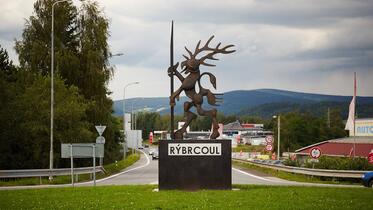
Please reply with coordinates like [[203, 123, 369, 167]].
[[1, 185, 372, 209]]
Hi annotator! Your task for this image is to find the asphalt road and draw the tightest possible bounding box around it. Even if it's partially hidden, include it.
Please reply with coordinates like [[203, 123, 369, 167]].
[[91, 149, 285, 186], [95, 150, 284, 186], [95, 149, 360, 188], [0, 148, 360, 190]]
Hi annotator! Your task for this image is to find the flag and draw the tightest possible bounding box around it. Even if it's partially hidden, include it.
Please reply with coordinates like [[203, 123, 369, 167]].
[[344, 95, 355, 131], [349, 146, 354, 158], [345, 72, 356, 132]]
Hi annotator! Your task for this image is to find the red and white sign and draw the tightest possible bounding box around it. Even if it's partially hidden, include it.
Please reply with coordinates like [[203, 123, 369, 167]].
[[291, 154, 296, 161], [368, 150, 373, 164], [265, 135, 274, 144], [309, 147, 322, 159], [236, 135, 241, 144], [266, 144, 273, 151]]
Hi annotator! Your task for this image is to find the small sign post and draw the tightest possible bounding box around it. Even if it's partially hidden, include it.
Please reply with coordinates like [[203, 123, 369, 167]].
[[93, 144, 96, 186], [95, 125, 106, 166], [309, 147, 321, 166], [70, 144, 74, 186], [265, 135, 274, 153]]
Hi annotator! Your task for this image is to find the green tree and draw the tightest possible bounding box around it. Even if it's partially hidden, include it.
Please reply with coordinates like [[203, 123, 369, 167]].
[[0, 45, 14, 74], [136, 112, 162, 139], [272, 111, 346, 154], [0, 73, 93, 169], [14, 0, 120, 165]]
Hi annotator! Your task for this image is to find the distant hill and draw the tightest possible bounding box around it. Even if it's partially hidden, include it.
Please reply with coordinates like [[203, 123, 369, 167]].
[[113, 89, 373, 118]]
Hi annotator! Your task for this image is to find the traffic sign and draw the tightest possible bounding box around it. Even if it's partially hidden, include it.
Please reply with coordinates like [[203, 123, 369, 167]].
[[265, 144, 273, 151], [368, 150, 373, 164], [309, 147, 321, 159], [265, 135, 274, 144], [95, 125, 106, 136], [96, 136, 105, 144], [271, 152, 276, 160]]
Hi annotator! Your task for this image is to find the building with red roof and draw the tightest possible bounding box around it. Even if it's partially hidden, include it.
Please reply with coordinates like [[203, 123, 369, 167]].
[[295, 136, 373, 158]]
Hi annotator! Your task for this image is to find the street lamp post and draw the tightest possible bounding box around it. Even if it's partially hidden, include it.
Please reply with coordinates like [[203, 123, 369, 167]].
[[273, 115, 281, 160], [123, 82, 139, 158], [50, 0, 70, 181]]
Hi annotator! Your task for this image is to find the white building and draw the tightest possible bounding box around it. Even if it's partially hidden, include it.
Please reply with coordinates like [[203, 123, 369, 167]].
[[223, 120, 273, 145], [352, 118, 373, 137], [124, 113, 143, 149]]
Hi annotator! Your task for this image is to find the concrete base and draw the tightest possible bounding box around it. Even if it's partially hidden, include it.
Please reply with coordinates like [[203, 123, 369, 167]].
[[158, 140, 231, 190]]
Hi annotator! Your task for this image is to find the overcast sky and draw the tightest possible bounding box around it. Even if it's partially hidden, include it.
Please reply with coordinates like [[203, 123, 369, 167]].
[[1, 0, 373, 100]]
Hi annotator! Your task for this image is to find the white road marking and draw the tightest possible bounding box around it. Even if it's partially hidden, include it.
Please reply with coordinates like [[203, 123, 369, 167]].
[[149, 181, 158, 185], [232, 167, 278, 182], [76, 149, 151, 185], [0, 151, 150, 190]]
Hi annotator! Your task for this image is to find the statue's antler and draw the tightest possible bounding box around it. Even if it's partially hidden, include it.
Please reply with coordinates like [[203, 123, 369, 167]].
[[183, 35, 236, 67]]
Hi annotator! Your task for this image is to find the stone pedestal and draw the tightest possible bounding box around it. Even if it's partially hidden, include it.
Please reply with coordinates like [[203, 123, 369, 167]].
[[158, 140, 231, 190]]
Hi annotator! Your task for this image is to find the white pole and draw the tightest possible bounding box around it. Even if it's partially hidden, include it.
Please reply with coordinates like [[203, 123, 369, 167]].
[[50, 0, 69, 181], [277, 115, 281, 160], [93, 144, 96, 186], [70, 144, 74, 187], [123, 82, 139, 156]]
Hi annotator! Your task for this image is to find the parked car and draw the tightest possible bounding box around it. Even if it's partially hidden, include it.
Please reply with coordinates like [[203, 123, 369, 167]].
[[362, 172, 373, 187]]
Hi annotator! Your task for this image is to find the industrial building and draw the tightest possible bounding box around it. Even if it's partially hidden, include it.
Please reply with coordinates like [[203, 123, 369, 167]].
[[295, 118, 373, 158]]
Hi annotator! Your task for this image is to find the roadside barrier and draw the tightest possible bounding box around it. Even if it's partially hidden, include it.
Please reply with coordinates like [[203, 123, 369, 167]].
[[0, 166, 103, 179], [233, 155, 369, 178]]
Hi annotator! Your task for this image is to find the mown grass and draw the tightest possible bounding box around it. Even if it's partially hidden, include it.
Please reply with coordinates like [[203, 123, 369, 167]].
[[0, 153, 140, 187], [233, 160, 360, 185], [0, 185, 372, 209]]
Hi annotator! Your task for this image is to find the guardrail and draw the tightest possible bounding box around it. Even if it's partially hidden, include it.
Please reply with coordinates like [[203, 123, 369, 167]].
[[232, 155, 369, 179], [0, 166, 104, 179]]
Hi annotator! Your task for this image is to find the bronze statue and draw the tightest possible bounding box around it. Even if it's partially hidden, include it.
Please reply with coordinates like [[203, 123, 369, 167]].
[[168, 35, 235, 139]]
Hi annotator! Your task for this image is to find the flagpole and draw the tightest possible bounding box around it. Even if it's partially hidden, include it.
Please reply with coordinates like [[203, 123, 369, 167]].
[[353, 72, 356, 158]]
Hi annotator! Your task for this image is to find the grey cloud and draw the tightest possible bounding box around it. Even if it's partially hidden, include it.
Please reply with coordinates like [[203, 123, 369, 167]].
[[2, 0, 373, 98], [107, 0, 373, 27]]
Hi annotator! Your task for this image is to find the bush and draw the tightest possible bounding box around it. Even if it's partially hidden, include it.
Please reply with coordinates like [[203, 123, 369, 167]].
[[304, 156, 373, 171], [283, 158, 302, 167]]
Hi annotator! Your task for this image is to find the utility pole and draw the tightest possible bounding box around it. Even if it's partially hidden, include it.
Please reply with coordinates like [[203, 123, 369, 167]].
[[50, 0, 70, 181]]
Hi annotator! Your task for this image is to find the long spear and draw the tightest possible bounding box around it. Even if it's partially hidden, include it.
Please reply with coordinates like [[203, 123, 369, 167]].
[[170, 21, 175, 139]]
